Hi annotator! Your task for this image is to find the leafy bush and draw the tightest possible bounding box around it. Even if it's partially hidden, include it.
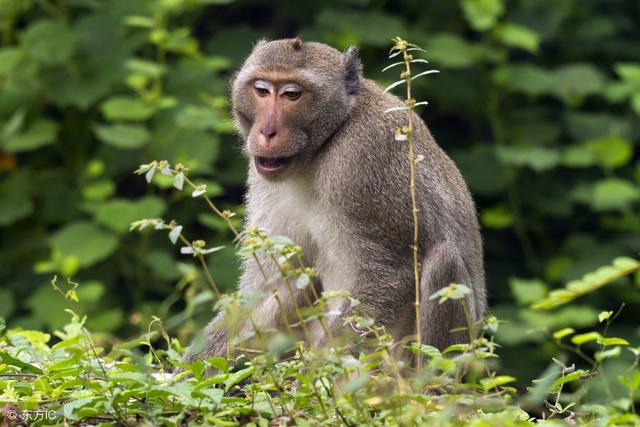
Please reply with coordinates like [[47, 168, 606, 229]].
[[1, 0, 640, 424]]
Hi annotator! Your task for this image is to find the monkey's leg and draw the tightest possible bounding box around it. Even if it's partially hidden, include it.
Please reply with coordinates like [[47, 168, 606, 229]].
[[420, 240, 476, 350]]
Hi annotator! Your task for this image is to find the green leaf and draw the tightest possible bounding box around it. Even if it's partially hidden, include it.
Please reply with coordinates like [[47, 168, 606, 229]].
[[3, 119, 57, 152], [552, 328, 575, 340], [92, 196, 166, 233], [481, 205, 513, 229], [571, 332, 601, 345], [224, 366, 254, 390], [591, 178, 640, 211], [493, 23, 540, 52], [94, 123, 150, 149], [0, 191, 33, 225], [23, 20, 77, 66], [0, 48, 19, 78], [480, 375, 516, 390], [0, 289, 15, 317], [562, 146, 596, 168], [583, 135, 632, 169], [600, 337, 629, 346], [461, 0, 504, 31], [550, 370, 586, 391], [495, 145, 561, 172], [550, 64, 605, 103], [509, 278, 548, 305], [532, 257, 640, 310], [101, 96, 156, 121], [615, 63, 640, 84], [175, 105, 221, 130], [598, 311, 613, 323], [50, 222, 119, 268], [492, 64, 553, 96], [424, 34, 479, 69]]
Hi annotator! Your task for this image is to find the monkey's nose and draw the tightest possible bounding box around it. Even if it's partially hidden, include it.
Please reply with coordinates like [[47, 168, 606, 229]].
[[260, 128, 277, 139]]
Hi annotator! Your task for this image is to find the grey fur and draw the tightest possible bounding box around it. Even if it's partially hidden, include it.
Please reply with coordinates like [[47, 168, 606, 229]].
[[184, 39, 486, 363]]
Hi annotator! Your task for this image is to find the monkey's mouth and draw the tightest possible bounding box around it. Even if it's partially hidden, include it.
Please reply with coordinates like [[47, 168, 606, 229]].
[[254, 156, 293, 176]]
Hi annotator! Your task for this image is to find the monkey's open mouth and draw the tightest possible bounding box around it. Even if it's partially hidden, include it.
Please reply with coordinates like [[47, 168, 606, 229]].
[[254, 156, 293, 176]]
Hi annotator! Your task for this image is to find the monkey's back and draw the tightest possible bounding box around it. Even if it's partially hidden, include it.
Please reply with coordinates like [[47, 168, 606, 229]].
[[314, 78, 486, 314]]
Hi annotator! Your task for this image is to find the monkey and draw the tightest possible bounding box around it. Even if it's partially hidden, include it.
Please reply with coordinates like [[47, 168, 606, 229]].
[[183, 37, 485, 363]]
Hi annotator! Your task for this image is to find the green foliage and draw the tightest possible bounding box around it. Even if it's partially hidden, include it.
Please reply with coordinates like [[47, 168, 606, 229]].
[[1, 0, 640, 423]]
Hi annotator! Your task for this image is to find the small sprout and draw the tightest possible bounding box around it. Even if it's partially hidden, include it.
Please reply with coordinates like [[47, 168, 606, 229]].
[[192, 184, 207, 197], [222, 210, 236, 219], [296, 273, 310, 289], [145, 162, 157, 183], [415, 154, 425, 164], [598, 310, 613, 323], [134, 162, 152, 174], [168, 225, 182, 244], [429, 283, 472, 304], [159, 160, 172, 176], [394, 128, 407, 141], [173, 172, 184, 190]]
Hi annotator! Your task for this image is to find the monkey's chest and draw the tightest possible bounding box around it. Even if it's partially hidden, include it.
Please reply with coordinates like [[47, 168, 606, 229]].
[[262, 182, 350, 273]]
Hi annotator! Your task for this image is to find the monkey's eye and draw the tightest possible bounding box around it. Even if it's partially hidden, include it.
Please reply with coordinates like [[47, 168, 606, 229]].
[[253, 80, 273, 97], [255, 87, 270, 97], [282, 90, 301, 101]]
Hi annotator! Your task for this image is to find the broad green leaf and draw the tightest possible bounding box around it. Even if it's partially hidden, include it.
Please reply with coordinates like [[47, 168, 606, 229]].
[[509, 278, 547, 305], [0, 191, 33, 225], [101, 96, 156, 121], [600, 337, 629, 346], [3, 119, 57, 152], [50, 222, 119, 268], [224, 366, 254, 390], [615, 63, 640, 84], [92, 196, 165, 233], [493, 23, 539, 52], [424, 34, 478, 69], [562, 146, 596, 168], [591, 178, 640, 211], [94, 123, 150, 149], [481, 205, 513, 229], [550, 64, 605, 103], [583, 135, 632, 169], [175, 105, 222, 130], [480, 375, 516, 390], [23, 20, 77, 66], [0, 48, 19, 78], [461, 0, 504, 31], [495, 145, 561, 172], [492, 64, 553, 96], [552, 328, 575, 340], [0, 289, 15, 317], [571, 332, 601, 345], [550, 370, 586, 391]]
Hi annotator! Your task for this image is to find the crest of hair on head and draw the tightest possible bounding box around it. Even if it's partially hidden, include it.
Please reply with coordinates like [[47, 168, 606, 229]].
[[290, 37, 304, 51]]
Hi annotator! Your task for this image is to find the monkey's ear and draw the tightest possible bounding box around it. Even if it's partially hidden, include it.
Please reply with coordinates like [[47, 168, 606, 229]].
[[343, 46, 362, 95]]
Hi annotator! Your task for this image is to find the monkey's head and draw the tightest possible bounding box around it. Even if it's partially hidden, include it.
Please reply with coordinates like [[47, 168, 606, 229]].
[[231, 38, 362, 179]]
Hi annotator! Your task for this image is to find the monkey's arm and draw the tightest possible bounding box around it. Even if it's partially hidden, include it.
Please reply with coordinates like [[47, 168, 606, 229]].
[[183, 256, 306, 362]]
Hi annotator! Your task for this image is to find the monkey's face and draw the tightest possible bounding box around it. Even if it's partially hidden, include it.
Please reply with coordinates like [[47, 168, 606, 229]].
[[239, 75, 310, 179], [231, 39, 362, 180]]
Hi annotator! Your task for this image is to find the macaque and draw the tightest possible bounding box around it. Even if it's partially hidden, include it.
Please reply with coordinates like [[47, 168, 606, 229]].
[[184, 38, 485, 362]]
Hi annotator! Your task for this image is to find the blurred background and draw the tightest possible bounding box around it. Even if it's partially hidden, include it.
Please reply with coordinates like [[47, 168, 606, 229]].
[[0, 0, 639, 385]]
